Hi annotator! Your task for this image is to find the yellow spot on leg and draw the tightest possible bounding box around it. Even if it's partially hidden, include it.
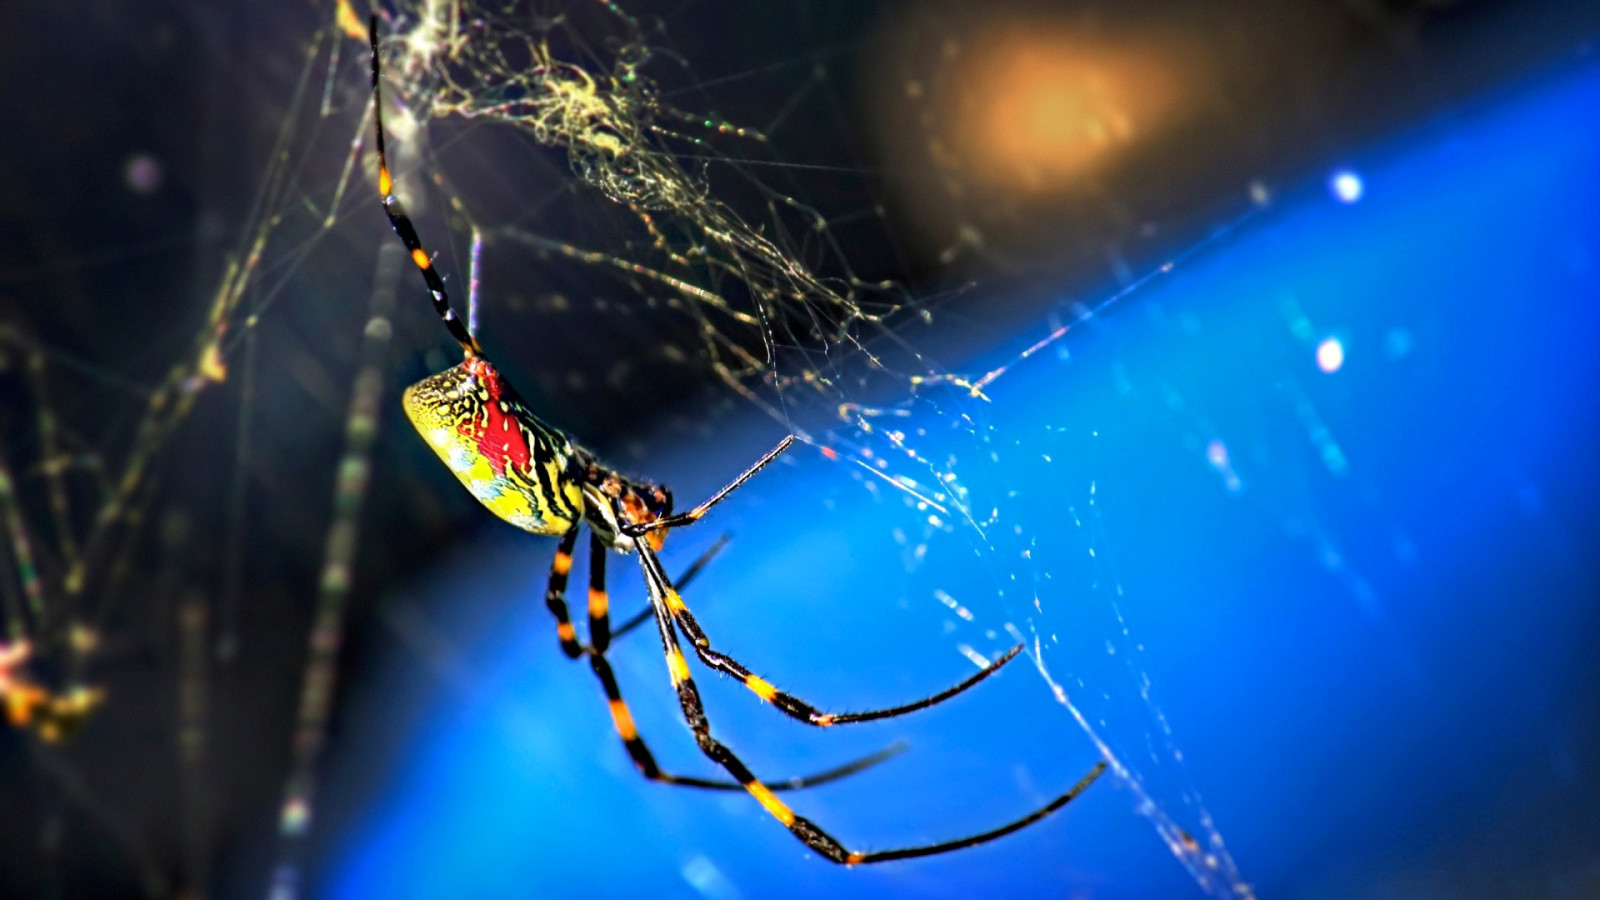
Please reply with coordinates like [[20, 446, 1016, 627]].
[[552, 552, 572, 576], [745, 675, 778, 702], [666, 648, 691, 685], [745, 780, 796, 827], [845, 852, 865, 865], [815, 713, 836, 727], [588, 588, 608, 618], [556, 622, 576, 643], [665, 589, 686, 613], [411, 248, 431, 270], [607, 699, 637, 740]]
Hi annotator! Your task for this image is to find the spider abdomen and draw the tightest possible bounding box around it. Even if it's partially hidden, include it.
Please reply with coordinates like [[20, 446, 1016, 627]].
[[402, 357, 583, 535]]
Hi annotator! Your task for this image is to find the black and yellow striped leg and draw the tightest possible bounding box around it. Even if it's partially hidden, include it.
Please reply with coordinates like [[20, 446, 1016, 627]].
[[584, 648, 902, 793], [585, 530, 901, 791], [587, 531, 612, 654], [638, 554, 1108, 864], [622, 437, 794, 540], [557, 529, 723, 656], [612, 533, 731, 643], [544, 529, 583, 659], [636, 544, 1022, 727], [368, 14, 481, 358]]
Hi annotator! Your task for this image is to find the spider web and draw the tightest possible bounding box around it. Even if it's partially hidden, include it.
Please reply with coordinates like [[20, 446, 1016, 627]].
[[348, 1, 1254, 896], [0, 0, 1299, 892], [9, 0, 1600, 894], [0, 0, 1260, 894], [0, 0, 1453, 895]]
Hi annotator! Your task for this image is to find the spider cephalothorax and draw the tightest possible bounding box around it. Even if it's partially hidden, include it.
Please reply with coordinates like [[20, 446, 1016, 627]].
[[578, 461, 673, 553]]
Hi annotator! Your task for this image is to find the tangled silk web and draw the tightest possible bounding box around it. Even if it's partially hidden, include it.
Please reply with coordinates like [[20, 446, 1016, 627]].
[[370, 1, 1254, 895], [391, 0, 906, 402], [0, 0, 1253, 894]]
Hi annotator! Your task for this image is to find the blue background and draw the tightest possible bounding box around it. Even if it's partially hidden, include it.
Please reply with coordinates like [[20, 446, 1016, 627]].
[[323, 57, 1600, 898]]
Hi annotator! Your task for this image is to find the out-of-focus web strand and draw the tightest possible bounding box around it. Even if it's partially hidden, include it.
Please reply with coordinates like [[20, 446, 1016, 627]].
[[28, 353, 81, 570], [178, 590, 211, 894], [0, 441, 45, 639], [912, 205, 1267, 401], [40, 24, 339, 686], [267, 238, 401, 900]]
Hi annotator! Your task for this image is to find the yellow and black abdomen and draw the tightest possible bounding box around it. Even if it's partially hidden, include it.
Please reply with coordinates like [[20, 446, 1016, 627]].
[[402, 357, 584, 535]]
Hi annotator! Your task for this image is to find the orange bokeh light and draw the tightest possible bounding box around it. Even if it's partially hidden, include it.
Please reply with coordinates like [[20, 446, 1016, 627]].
[[942, 23, 1193, 194]]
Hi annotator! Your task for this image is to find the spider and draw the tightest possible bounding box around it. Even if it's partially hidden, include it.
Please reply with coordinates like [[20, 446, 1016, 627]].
[[368, 16, 1105, 865]]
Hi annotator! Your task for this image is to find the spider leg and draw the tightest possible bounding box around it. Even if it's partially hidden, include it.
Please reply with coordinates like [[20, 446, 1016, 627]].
[[612, 533, 731, 643], [636, 552, 1106, 862], [368, 14, 480, 358], [584, 648, 903, 794], [622, 436, 793, 539], [587, 531, 613, 653], [580, 539, 904, 793], [555, 528, 727, 652], [542, 528, 584, 659], [636, 545, 1022, 727]]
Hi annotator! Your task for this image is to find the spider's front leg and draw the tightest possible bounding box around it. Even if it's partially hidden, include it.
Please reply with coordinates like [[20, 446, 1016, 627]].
[[620, 436, 795, 539]]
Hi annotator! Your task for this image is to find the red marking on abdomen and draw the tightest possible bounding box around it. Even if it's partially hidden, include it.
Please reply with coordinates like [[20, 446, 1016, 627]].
[[460, 357, 533, 477]]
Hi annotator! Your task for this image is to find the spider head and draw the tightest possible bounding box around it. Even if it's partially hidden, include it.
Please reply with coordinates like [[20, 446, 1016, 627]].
[[579, 460, 674, 553], [617, 482, 673, 553]]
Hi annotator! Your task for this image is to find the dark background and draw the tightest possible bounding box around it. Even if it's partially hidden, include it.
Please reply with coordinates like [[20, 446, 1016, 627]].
[[0, 0, 1596, 897]]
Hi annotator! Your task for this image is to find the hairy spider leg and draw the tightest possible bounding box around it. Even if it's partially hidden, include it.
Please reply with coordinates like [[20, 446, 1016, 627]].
[[636, 543, 1022, 726], [534, 527, 903, 791], [622, 436, 796, 538], [544, 529, 585, 659], [636, 551, 1107, 863], [547, 530, 905, 793], [582, 637, 904, 795], [611, 533, 731, 643], [587, 531, 612, 653], [368, 15, 480, 359]]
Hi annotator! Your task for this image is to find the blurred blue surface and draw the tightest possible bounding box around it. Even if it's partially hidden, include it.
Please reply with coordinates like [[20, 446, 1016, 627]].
[[325, 58, 1600, 898]]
